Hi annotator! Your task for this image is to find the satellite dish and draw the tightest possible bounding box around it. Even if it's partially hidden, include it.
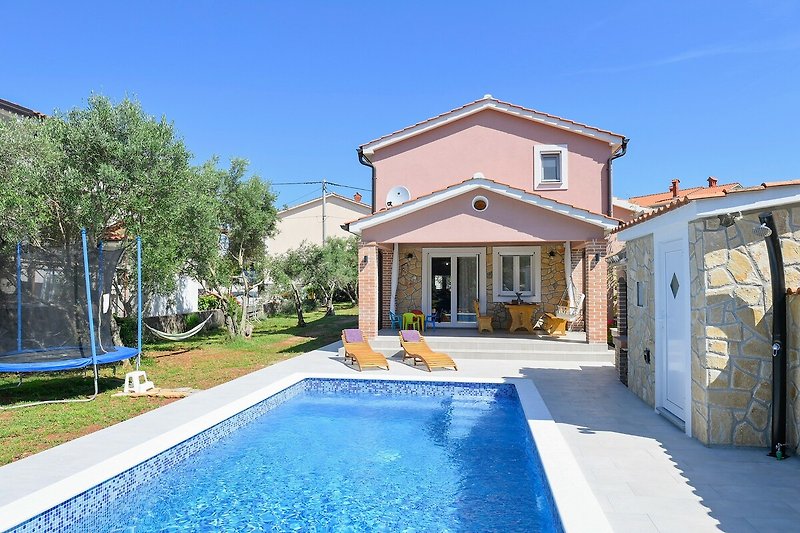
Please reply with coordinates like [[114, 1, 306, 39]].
[[385, 186, 411, 207]]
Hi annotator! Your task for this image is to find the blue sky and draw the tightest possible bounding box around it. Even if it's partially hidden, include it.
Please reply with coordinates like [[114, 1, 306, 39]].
[[3, 1, 799, 207]]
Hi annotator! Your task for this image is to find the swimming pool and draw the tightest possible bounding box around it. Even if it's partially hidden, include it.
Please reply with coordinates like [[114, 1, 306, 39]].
[[8, 379, 563, 532]]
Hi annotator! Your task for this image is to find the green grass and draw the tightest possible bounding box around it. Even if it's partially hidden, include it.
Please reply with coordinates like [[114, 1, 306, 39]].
[[0, 304, 357, 465]]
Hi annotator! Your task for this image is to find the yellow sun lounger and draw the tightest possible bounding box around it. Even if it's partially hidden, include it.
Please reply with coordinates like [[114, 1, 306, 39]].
[[398, 330, 457, 372], [341, 329, 390, 371]]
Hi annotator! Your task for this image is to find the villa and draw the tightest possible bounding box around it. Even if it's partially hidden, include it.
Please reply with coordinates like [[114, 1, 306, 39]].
[[346, 95, 628, 345]]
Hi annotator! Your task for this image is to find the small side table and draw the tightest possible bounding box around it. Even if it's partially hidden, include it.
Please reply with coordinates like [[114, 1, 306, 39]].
[[504, 303, 536, 333]]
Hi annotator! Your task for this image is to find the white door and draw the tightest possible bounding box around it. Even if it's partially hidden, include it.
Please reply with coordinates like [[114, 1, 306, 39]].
[[663, 242, 688, 420]]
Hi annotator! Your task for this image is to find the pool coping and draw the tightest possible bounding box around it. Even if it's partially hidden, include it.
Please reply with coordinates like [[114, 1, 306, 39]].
[[0, 354, 610, 532]]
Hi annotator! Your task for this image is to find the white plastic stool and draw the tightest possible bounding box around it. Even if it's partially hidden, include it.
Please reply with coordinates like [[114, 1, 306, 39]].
[[124, 371, 154, 394]]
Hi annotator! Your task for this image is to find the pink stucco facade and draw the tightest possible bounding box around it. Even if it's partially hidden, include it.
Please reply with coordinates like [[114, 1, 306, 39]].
[[360, 188, 606, 244], [371, 108, 614, 215]]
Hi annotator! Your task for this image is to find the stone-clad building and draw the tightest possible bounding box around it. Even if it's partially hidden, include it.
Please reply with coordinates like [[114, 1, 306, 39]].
[[615, 180, 800, 449]]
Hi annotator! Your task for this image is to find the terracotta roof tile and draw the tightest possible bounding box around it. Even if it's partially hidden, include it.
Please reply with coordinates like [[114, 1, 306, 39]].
[[628, 183, 741, 207], [614, 178, 800, 234], [360, 96, 625, 150]]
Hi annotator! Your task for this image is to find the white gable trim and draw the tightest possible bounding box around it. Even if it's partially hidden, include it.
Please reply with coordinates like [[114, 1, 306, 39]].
[[347, 175, 619, 235], [361, 97, 625, 155], [279, 193, 370, 217]]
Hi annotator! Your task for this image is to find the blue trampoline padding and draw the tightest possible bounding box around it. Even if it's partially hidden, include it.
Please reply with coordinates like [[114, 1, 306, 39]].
[[0, 346, 139, 373]]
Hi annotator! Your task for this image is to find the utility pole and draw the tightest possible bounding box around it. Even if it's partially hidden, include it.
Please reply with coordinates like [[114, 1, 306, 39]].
[[321, 178, 327, 244]]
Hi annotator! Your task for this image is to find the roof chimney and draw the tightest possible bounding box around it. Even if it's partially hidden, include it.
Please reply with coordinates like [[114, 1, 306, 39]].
[[670, 179, 680, 198], [353, 192, 363, 203], [707, 176, 718, 188]]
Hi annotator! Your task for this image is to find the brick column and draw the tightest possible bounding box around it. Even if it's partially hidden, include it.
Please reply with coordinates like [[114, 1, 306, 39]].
[[358, 242, 380, 339], [585, 239, 608, 344], [570, 246, 585, 331], [380, 247, 394, 328]]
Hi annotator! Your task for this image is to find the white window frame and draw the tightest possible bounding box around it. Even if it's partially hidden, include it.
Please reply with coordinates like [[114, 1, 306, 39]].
[[492, 246, 541, 302], [534, 144, 569, 190]]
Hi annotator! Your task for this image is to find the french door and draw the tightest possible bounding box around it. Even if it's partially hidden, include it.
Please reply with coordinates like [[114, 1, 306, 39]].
[[422, 248, 486, 328]]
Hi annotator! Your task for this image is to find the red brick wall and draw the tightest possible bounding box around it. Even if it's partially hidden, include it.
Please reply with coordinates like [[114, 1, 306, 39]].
[[585, 239, 608, 344], [357, 242, 380, 339], [380, 247, 394, 328]]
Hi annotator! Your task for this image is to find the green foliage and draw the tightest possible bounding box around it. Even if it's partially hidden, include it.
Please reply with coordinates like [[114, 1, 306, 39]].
[[198, 294, 220, 311], [184, 312, 201, 330], [115, 316, 138, 347], [0, 117, 61, 251], [268, 242, 321, 326]]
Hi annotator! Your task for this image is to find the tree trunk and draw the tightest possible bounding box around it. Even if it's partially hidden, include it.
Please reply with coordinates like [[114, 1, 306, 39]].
[[325, 282, 336, 316], [291, 283, 306, 327], [238, 273, 250, 339]]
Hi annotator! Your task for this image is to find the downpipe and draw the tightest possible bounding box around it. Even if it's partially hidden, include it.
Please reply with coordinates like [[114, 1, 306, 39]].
[[757, 213, 789, 459]]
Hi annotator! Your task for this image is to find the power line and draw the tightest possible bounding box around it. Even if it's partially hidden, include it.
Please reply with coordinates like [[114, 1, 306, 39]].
[[270, 179, 371, 193]]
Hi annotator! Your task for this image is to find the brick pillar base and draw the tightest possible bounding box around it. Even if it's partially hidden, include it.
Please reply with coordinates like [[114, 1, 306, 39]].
[[358, 242, 379, 339], [585, 240, 608, 344]]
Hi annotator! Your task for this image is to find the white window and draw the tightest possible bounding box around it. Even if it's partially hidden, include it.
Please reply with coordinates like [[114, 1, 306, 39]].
[[493, 246, 541, 302], [534, 144, 568, 190]]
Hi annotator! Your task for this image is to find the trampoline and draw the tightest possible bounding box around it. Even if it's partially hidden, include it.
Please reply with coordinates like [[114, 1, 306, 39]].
[[0, 229, 142, 406]]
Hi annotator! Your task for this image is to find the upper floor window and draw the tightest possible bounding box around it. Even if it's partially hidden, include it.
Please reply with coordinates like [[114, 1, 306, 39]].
[[534, 144, 568, 190]]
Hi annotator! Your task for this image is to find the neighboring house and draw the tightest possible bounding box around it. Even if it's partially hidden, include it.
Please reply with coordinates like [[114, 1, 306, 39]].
[[345, 95, 628, 343], [628, 176, 742, 209], [267, 193, 370, 255], [0, 97, 46, 121], [615, 179, 800, 449]]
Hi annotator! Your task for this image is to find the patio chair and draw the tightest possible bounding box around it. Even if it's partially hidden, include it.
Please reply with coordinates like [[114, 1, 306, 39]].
[[388, 311, 402, 330], [542, 293, 585, 336], [341, 329, 390, 371], [402, 312, 423, 331], [398, 330, 457, 371], [473, 300, 493, 333]]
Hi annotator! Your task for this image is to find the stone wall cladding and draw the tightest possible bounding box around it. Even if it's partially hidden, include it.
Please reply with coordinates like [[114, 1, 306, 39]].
[[627, 234, 656, 406], [391, 245, 571, 331], [691, 208, 800, 447]]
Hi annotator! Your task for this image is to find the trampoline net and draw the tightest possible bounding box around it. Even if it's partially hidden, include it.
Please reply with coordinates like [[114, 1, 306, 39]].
[[0, 241, 126, 365]]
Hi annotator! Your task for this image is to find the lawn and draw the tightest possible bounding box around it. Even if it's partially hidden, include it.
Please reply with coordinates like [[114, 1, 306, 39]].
[[0, 304, 357, 466]]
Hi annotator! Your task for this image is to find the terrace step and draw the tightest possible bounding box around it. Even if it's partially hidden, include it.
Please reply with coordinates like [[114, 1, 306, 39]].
[[360, 335, 615, 363]]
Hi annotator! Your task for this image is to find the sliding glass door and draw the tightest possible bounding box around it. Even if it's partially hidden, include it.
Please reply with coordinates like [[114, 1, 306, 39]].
[[423, 248, 484, 327]]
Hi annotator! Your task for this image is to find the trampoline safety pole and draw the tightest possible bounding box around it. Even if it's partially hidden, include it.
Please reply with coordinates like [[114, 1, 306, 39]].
[[16, 242, 22, 353], [81, 228, 100, 399], [137, 235, 142, 370]]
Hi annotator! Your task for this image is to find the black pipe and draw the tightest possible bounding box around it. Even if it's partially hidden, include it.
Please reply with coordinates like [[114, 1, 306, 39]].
[[357, 148, 377, 213], [759, 212, 788, 458], [607, 138, 629, 218]]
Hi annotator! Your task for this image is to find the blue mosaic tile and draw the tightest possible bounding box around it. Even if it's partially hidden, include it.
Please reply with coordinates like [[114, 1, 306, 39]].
[[6, 378, 520, 532]]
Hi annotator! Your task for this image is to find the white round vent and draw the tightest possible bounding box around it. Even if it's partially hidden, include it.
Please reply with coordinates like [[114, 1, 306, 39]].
[[385, 186, 411, 207], [472, 195, 489, 212]]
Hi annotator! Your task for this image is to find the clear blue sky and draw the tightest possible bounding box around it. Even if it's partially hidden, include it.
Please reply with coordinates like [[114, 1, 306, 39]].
[[3, 1, 799, 207]]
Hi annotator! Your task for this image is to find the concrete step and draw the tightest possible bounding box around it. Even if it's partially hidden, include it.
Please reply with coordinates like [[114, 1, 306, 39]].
[[363, 335, 615, 363]]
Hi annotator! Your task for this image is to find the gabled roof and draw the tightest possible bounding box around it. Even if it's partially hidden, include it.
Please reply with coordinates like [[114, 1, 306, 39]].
[[0, 98, 46, 120], [359, 95, 626, 156], [345, 173, 620, 235], [614, 179, 800, 236], [279, 192, 370, 216]]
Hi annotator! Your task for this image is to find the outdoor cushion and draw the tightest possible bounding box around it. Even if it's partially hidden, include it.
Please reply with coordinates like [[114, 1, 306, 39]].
[[400, 330, 422, 342], [343, 329, 365, 343]]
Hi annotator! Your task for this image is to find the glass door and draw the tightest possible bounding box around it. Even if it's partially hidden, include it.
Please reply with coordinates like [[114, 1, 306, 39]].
[[427, 253, 480, 326]]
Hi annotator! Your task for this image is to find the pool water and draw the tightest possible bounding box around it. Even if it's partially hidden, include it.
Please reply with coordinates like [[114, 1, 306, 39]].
[[67, 384, 561, 532]]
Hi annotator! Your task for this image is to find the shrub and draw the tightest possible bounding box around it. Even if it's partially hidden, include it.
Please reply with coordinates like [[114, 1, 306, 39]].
[[115, 316, 138, 347], [198, 294, 220, 311], [184, 312, 201, 330]]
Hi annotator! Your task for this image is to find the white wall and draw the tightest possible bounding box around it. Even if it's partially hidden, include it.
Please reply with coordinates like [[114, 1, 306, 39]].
[[147, 275, 202, 317]]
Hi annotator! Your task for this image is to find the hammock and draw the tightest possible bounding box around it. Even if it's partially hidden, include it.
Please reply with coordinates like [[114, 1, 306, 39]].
[[145, 314, 214, 341]]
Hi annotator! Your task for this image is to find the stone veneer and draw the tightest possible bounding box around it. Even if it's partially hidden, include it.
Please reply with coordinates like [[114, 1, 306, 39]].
[[626, 234, 656, 406], [689, 208, 800, 446], [392, 245, 571, 331]]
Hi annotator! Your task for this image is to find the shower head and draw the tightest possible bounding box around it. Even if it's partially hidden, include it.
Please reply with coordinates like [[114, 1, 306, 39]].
[[753, 223, 773, 238]]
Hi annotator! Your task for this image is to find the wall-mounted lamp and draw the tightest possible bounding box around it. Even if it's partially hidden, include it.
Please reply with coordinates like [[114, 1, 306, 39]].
[[406, 253, 414, 260], [548, 250, 556, 258], [593, 253, 600, 263]]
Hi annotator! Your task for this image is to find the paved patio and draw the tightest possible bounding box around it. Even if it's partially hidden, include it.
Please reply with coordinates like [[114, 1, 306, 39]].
[[2, 344, 798, 532]]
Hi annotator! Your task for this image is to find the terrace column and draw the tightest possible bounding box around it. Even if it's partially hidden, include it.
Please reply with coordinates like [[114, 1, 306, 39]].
[[585, 239, 608, 344], [358, 242, 380, 339]]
